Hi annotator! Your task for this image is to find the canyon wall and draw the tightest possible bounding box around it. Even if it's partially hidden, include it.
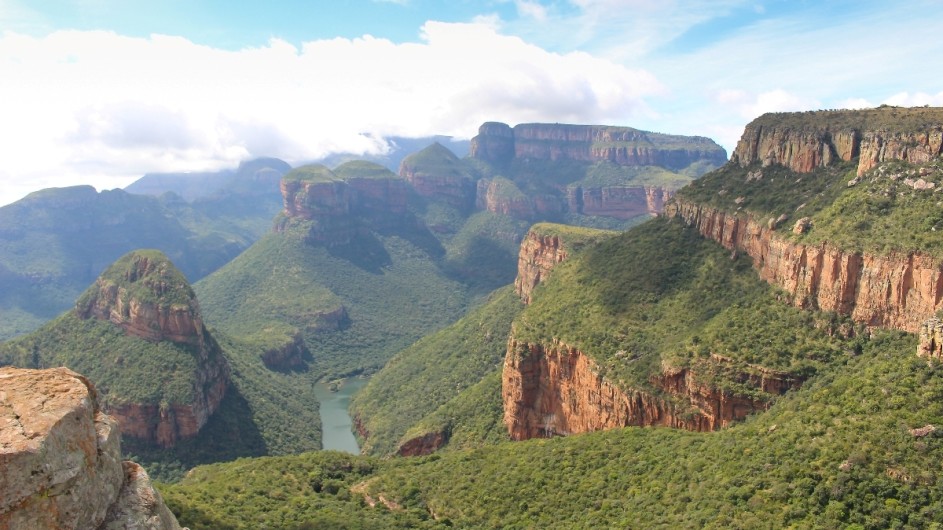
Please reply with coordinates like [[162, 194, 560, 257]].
[[471, 122, 727, 171], [502, 339, 796, 440], [567, 185, 672, 220], [730, 108, 943, 176], [514, 231, 570, 305], [0, 367, 182, 529], [666, 199, 943, 333], [399, 143, 476, 210]]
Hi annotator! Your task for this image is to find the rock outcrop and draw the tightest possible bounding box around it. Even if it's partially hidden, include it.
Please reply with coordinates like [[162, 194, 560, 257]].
[[502, 339, 797, 440], [567, 185, 673, 219], [730, 107, 943, 176], [0, 367, 182, 530], [475, 178, 565, 221], [396, 430, 449, 457], [667, 199, 943, 333], [260, 329, 309, 370], [471, 122, 727, 171], [514, 224, 616, 305], [919, 318, 943, 360], [74, 250, 229, 447], [278, 163, 411, 244], [399, 143, 476, 211]]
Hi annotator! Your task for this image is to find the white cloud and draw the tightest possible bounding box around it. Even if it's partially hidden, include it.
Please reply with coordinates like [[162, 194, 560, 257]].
[[883, 91, 943, 107], [0, 23, 661, 206], [515, 1, 548, 21]]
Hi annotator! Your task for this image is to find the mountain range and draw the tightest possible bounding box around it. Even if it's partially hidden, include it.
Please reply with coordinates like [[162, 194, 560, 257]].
[[5, 109, 943, 528]]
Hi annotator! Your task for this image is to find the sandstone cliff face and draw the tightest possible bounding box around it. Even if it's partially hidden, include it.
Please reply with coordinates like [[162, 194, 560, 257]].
[[471, 122, 727, 171], [514, 232, 570, 305], [474, 178, 565, 220], [667, 199, 943, 333], [568, 185, 672, 220], [731, 109, 943, 176], [918, 318, 943, 360], [75, 251, 230, 448], [502, 339, 796, 440], [0, 367, 182, 530], [279, 168, 412, 244]]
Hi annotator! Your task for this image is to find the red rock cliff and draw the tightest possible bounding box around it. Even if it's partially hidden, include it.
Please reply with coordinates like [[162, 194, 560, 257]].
[[666, 199, 943, 333], [471, 122, 727, 171], [731, 107, 943, 176], [399, 143, 476, 210], [502, 338, 797, 440], [75, 250, 230, 448], [568, 185, 673, 220]]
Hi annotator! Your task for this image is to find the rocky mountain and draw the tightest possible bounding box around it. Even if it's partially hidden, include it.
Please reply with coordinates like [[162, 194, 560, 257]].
[[0, 366, 183, 529], [1, 250, 229, 448]]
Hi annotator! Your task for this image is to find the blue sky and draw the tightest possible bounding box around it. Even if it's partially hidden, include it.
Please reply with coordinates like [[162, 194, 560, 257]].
[[1, 0, 942, 205]]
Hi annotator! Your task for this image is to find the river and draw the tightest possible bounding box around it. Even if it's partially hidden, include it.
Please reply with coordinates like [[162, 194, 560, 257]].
[[314, 378, 368, 454]]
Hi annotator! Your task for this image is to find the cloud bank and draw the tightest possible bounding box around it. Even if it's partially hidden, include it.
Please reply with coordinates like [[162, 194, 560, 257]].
[[0, 22, 660, 206]]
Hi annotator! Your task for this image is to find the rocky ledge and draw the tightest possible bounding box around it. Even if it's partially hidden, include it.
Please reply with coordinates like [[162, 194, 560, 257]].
[[0, 367, 183, 529]]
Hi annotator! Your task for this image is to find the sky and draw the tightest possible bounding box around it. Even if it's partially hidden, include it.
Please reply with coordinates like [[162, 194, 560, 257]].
[[1, 0, 942, 206]]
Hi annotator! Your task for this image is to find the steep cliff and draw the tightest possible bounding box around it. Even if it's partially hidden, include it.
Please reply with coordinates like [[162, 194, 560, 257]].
[[666, 198, 943, 334], [514, 223, 616, 304], [567, 185, 673, 220], [502, 338, 798, 440], [66, 250, 229, 447], [278, 162, 412, 244], [730, 107, 943, 176], [0, 367, 182, 529], [471, 122, 727, 171]]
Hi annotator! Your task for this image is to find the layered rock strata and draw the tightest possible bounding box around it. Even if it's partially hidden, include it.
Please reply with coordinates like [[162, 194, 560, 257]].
[[279, 164, 411, 244], [731, 108, 943, 176], [470, 122, 727, 171], [667, 199, 943, 333], [399, 143, 476, 210], [75, 251, 229, 447], [396, 430, 449, 457], [0, 367, 182, 530], [502, 339, 796, 440], [567, 185, 673, 219], [515, 232, 570, 305]]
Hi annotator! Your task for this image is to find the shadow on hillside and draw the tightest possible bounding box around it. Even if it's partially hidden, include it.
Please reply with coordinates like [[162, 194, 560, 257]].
[[124, 385, 268, 481]]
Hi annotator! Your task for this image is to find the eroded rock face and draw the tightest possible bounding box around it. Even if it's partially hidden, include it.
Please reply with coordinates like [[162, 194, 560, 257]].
[[919, 318, 943, 359], [399, 143, 476, 211], [568, 185, 673, 220], [471, 122, 727, 171], [667, 199, 943, 333], [99, 462, 183, 530], [75, 251, 230, 448], [514, 232, 570, 305], [260, 330, 310, 370], [501, 339, 795, 440], [730, 108, 943, 176], [0, 367, 182, 530], [396, 430, 448, 457]]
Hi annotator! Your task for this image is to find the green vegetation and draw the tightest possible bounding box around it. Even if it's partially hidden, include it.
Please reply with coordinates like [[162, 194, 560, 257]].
[[0, 183, 281, 340], [282, 164, 340, 183], [196, 220, 471, 379], [677, 154, 943, 259], [573, 161, 695, 189], [441, 212, 530, 293], [401, 142, 476, 180], [350, 286, 522, 455], [513, 217, 854, 401], [333, 160, 400, 180], [747, 106, 943, 133], [163, 330, 943, 529], [0, 313, 202, 406]]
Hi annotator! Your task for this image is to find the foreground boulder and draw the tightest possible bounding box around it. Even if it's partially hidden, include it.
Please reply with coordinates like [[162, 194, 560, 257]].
[[0, 366, 183, 529]]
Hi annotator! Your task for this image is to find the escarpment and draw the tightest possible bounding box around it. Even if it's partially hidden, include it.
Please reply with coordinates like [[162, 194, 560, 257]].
[[667, 199, 943, 333], [502, 339, 797, 440], [567, 185, 673, 219], [731, 107, 943, 176], [278, 162, 411, 244], [0, 367, 182, 530], [471, 122, 727, 171], [73, 250, 229, 447], [399, 143, 476, 210]]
